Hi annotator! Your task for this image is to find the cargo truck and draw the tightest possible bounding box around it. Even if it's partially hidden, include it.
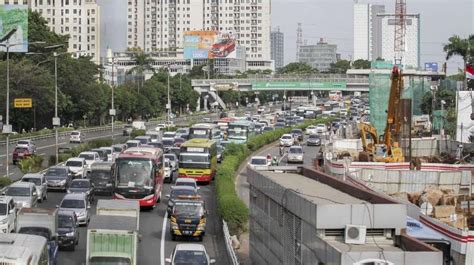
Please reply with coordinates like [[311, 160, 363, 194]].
[[86, 215, 138, 265], [96, 199, 140, 230], [16, 208, 59, 265]]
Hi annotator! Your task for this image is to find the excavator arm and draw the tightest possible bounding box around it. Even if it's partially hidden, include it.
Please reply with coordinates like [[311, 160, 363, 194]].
[[358, 123, 378, 153]]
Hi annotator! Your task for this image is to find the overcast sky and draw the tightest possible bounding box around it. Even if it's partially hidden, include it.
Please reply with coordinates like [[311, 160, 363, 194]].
[[272, 0, 474, 74], [98, 0, 473, 74]]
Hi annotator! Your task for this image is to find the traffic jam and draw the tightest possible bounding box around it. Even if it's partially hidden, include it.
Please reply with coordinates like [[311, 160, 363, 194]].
[[0, 102, 341, 265]]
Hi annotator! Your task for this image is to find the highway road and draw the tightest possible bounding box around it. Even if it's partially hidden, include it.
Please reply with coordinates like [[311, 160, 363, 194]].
[[28, 122, 230, 265], [40, 174, 229, 265]]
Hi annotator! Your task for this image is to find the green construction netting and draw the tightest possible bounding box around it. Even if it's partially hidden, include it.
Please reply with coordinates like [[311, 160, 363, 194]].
[[433, 110, 447, 131], [369, 61, 393, 134]]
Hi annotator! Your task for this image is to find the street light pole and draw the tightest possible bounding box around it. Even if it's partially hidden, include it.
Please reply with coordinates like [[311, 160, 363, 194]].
[[53, 52, 59, 164], [167, 66, 171, 124], [5, 42, 10, 177], [111, 57, 115, 142]]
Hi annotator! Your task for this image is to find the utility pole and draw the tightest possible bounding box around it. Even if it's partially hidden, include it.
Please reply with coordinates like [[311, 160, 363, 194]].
[[167, 65, 171, 124]]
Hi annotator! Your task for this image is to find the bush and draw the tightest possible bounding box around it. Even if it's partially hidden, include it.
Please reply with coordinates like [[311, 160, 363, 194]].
[[18, 155, 44, 173], [88, 139, 113, 149], [131, 129, 146, 138], [0, 177, 13, 188]]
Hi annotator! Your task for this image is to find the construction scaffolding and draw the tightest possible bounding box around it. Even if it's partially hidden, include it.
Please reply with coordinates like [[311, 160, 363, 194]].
[[369, 61, 393, 133]]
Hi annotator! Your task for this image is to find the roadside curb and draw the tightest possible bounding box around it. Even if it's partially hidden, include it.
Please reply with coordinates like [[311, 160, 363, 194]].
[[233, 140, 280, 265]]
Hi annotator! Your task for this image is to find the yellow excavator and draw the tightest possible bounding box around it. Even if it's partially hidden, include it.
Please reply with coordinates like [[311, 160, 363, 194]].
[[358, 66, 404, 163]]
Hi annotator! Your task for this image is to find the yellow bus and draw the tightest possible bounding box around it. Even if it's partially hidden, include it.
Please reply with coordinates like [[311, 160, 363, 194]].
[[178, 139, 217, 184]]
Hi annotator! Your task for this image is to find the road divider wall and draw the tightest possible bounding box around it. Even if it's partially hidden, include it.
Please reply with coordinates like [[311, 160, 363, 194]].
[[217, 118, 332, 235], [48, 138, 115, 166]]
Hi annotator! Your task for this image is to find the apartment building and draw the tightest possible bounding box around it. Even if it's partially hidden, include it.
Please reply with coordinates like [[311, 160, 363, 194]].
[[271, 27, 284, 70], [127, 0, 272, 70], [353, 2, 385, 61], [1, 0, 101, 64]]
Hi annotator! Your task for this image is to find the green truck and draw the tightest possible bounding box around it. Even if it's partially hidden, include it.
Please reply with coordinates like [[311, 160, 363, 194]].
[[86, 215, 138, 265]]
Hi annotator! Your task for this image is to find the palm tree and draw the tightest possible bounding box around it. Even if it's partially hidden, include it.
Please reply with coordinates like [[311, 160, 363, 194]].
[[444, 35, 474, 71], [127, 51, 155, 92]]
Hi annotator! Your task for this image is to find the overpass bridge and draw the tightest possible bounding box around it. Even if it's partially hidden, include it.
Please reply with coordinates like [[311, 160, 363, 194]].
[[192, 76, 369, 109]]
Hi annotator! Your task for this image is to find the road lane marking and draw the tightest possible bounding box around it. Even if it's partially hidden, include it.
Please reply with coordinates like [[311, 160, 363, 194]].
[[160, 211, 168, 265]]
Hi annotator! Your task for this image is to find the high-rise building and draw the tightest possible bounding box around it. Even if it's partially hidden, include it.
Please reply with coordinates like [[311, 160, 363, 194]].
[[271, 27, 284, 70], [127, 0, 271, 62], [353, 2, 385, 61], [1, 0, 101, 64], [298, 38, 337, 72], [380, 15, 420, 68]]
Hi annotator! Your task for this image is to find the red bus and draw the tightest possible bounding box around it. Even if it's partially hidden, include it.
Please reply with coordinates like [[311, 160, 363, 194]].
[[113, 147, 164, 208]]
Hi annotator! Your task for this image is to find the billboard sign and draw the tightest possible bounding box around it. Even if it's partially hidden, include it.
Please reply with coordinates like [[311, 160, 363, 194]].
[[252, 81, 347, 91], [184, 30, 237, 59], [424, 62, 439, 72], [0, 5, 28, 53]]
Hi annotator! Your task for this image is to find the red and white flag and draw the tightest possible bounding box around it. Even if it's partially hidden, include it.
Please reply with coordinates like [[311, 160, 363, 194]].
[[467, 64, 474, 80]]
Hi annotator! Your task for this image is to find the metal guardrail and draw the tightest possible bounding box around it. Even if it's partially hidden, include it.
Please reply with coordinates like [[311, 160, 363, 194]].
[[0, 113, 218, 147], [222, 220, 239, 265]]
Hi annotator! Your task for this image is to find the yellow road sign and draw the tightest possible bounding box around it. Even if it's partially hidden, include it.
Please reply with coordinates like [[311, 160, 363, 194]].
[[14, 98, 32, 108]]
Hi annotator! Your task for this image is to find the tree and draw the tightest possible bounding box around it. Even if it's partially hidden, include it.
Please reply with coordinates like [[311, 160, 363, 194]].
[[279, 62, 316, 75], [444, 35, 474, 90], [352, 59, 371, 69], [328, 59, 351, 74], [127, 52, 155, 91]]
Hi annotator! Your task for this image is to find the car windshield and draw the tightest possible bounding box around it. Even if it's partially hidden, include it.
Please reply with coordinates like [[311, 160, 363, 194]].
[[101, 149, 112, 155], [176, 129, 187, 134], [71, 132, 80, 136], [113, 146, 123, 152], [66, 161, 83, 167], [58, 215, 75, 228], [61, 199, 85, 209], [290, 148, 303, 154], [6, 187, 30, 196], [21, 177, 41, 186], [17, 140, 29, 145], [309, 135, 320, 139], [79, 154, 95, 160], [162, 139, 174, 146], [116, 159, 153, 187], [281, 135, 291, 140], [291, 130, 302, 134], [0, 204, 7, 215], [127, 142, 139, 148], [46, 168, 67, 177], [71, 181, 90, 188], [136, 138, 148, 144], [90, 171, 111, 180], [171, 189, 197, 198], [164, 133, 175, 137], [174, 250, 208, 265], [165, 155, 176, 161], [250, 158, 267, 165], [179, 154, 210, 169], [173, 203, 204, 217]]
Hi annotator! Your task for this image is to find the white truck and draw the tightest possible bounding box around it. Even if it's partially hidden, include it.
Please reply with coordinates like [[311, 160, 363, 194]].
[[86, 215, 138, 265], [96, 200, 140, 231]]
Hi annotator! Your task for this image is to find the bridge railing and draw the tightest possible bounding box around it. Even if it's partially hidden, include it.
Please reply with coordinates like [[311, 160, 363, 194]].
[[192, 76, 369, 86]]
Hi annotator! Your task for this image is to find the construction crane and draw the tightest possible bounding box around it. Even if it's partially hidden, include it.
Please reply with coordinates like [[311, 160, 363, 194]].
[[359, 66, 405, 163]]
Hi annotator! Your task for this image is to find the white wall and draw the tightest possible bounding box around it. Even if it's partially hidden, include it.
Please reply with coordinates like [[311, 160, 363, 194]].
[[456, 91, 474, 143]]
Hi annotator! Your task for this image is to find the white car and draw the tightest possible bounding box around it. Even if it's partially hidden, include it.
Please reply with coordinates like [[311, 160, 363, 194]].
[[248, 156, 270, 169], [99, 147, 114, 161], [287, 145, 304, 164], [316, 124, 328, 133], [166, 244, 215, 265], [65, 157, 87, 178], [164, 154, 178, 171], [163, 131, 177, 139], [0, 196, 16, 233], [5, 182, 38, 209], [78, 152, 101, 172], [69, 131, 84, 143], [305, 125, 318, 135], [20, 173, 48, 202], [279, 134, 294, 147], [155, 124, 166, 131], [174, 178, 199, 192]]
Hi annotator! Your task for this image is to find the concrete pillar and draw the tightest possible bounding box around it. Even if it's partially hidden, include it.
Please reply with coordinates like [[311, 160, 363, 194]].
[[204, 95, 209, 112], [196, 97, 201, 112]]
